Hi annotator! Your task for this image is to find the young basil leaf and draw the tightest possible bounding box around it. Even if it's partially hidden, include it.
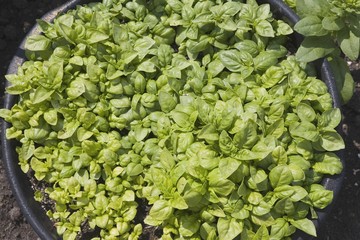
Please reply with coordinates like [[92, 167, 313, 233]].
[[219, 50, 253, 73], [255, 20, 275, 37], [198, 124, 219, 143], [289, 218, 317, 237], [289, 121, 319, 142], [148, 200, 173, 221], [252, 225, 269, 240], [319, 131, 345, 151], [308, 184, 333, 209], [297, 102, 316, 122], [269, 165, 294, 188], [179, 214, 201, 237], [25, 35, 51, 51], [313, 152, 343, 175], [217, 217, 243, 240]]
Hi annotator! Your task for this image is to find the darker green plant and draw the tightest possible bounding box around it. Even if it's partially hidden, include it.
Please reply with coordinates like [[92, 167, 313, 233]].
[[284, 0, 359, 104]]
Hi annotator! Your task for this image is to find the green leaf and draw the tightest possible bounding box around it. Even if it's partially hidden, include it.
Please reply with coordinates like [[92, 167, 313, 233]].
[[158, 91, 177, 113], [126, 163, 144, 176], [46, 61, 63, 89], [44, 110, 58, 126], [290, 121, 319, 141], [113, 23, 128, 44], [137, 60, 157, 73], [177, 132, 194, 153], [322, 16, 345, 31], [198, 124, 219, 142], [158, 44, 173, 67], [134, 36, 155, 54], [297, 102, 316, 122], [269, 165, 294, 188], [56, 22, 76, 44], [32, 86, 54, 104], [308, 184, 333, 209], [289, 218, 317, 237], [25, 35, 51, 51], [318, 108, 342, 129], [255, 20, 275, 37], [208, 168, 235, 196], [160, 149, 175, 171], [272, 146, 288, 165], [270, 218, 288, 239], [319, 131, 345, 151], [294, 16, 328, 36], [219, 131, 236, 155], [327, 56, 354, 104], [253, 52, 278, 72], [209, 177, 235, 196], [179, 215, 201, 237], [247, 169, 269, 191], [276, 20, 293, 35], [295, 0, 330, 17], [219, 50, 253, 73], [58, 120, 80, 139], [86, 29, 109, 44], [200, 222, 217, 240], [170, 192, 188, 210], [148, 200, 173, 221], [265, 119, 284, 139], [219, 157, 240, 179], [289, 186, 308, 201], [256, 4, 271, 20], [296, 36, 336, 62], [253, 225, 269, 240], [95, 214, 109, 228], [234, 40, 259, 57], [261, 66, 285, 88], [217, 217, 243, 240], [337, 27, 360, 61], [222, 2, 242, 17], [30, 157, 48, 173], [313, 153, 343, 175], [288, 164, 306, 183]]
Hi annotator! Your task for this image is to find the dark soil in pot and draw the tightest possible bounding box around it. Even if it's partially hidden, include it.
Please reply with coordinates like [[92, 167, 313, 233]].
[[0, 0, 359, 240]]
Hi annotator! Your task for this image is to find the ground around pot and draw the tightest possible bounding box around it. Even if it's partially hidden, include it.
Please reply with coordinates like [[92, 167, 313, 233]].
[[0, 0, 360, 240]]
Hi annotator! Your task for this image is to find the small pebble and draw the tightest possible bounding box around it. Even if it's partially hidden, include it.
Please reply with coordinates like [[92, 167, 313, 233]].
[[342, 123, 348, 136], [354, 140, 360, 151], [353, 169, 360, 175]]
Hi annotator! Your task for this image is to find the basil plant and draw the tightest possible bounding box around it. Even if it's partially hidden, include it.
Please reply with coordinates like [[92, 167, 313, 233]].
[[0, 0, 344, 239]]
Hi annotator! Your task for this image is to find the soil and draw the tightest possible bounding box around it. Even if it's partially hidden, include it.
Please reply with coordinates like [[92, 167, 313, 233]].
[[0, 0, 359, 240]]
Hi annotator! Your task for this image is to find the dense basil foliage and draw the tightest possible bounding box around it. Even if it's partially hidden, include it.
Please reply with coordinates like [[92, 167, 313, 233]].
[[0, 0, 344, 239]]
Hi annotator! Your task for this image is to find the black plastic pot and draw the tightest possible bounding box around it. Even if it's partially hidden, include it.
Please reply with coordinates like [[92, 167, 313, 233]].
[[1, 0, 344, 239]]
